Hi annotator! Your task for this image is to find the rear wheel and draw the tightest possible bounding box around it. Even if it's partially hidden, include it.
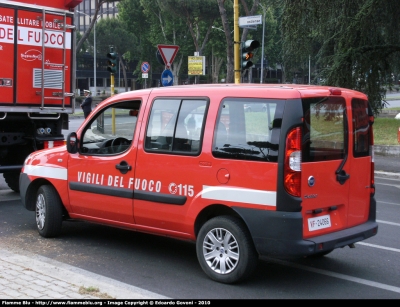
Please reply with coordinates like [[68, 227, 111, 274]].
[[3, 172, 20, 192], [196, 216, 258, 284], [36, 185, 63, 238]]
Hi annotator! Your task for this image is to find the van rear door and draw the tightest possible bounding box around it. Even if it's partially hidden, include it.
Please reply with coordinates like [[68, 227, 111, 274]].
[[347, 98, 374, 227], [301, 96, 352, 238]]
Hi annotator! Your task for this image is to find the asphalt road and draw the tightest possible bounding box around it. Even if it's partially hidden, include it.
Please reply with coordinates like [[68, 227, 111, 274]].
[[384, 92, 400, 108], [1, 174, 399, 299], [0, 146, 399, 299], [374, 155, 400, 173]]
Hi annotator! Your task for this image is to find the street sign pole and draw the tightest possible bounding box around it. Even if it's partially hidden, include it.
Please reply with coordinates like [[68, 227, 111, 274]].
[[141, 62, 150, 89]]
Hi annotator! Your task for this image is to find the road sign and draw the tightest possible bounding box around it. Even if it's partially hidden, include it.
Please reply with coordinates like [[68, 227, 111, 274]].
[[239, 15, 262, 29], [161, 69, 174, 87], [142, 73, 148, 78], [188, 56, 205, 75], [141, 62, 150, 73], [157, 44, 180, 68]]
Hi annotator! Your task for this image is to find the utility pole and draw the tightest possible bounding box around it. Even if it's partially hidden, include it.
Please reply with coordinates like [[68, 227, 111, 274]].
[[260, 4, 266, 83], [234, 0, 240, 84]]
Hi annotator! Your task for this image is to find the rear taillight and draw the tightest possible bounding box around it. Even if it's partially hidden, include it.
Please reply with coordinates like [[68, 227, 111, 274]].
[[284, 127, 302, 197], [44, 140, 66, 149], [369, 124, 375, 195]]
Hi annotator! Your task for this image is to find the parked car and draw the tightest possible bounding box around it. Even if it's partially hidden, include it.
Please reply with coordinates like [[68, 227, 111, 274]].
[[20, 84, 378, 284]]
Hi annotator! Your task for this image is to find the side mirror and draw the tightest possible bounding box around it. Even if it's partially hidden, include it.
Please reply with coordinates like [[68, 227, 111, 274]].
[[66, 132, 78, 153]]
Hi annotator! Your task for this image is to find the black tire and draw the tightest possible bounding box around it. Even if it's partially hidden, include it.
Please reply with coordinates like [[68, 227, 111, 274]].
[[35, 185, 63, 238], [196, 216, 258, 284], [3, 172, 20, 192]]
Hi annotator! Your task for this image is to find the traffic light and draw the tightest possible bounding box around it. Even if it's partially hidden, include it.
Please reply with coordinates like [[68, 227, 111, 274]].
[[107, 48, 118, 74], [241, 40, 260, 70]]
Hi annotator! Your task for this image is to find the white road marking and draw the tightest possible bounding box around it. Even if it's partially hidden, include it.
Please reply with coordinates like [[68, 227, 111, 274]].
[[376, 182, 400, 188], [356, 242, 400, 253], [271, 258, 400, 294], [377, 201, 400, 206], [377, 220, 400, 226]]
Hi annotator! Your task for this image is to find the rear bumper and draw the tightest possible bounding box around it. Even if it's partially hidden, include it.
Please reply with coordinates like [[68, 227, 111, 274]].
[[233, 198, 378, 258]]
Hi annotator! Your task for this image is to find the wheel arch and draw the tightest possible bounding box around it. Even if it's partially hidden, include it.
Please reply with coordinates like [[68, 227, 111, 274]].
[[24, 178, 51, 211], [194, 207, 260, 283], [24, 179, 66, 214], [194, 204, 251, 239]]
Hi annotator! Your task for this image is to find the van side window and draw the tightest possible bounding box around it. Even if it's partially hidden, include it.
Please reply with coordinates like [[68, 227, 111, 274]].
[[352, 98, 370, 157], [302, 97, 346, 162], [145, 98, 208, 154], [212, 98, 277, 162]]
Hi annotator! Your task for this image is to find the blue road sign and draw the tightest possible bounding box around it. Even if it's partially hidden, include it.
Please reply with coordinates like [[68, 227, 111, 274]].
[[141, 62, 150, 73], [161, 69, 174, 87]]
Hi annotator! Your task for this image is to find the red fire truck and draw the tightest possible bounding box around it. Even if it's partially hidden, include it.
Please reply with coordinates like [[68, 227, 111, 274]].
[[0, 0, 81, 192]]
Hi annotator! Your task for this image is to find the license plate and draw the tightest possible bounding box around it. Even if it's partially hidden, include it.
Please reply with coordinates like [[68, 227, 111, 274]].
[[308, 214, 332, 231]]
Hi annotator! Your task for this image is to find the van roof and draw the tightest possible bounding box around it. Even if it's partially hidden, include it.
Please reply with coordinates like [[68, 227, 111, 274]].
[[114, 83, 368, 101]]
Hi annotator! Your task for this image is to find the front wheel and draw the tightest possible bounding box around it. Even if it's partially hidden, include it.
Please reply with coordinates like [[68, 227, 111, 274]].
[[196, 216, 258, 284], [36, 185, 63, 238]]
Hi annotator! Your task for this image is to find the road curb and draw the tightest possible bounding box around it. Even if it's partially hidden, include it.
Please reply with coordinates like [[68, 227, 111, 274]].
[[375, 145, 400, 157], [0, 247, 169, 299]]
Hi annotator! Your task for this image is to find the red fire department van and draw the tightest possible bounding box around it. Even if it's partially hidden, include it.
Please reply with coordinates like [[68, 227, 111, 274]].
[[20, 84, 378, 284], [0, 0, 81, 192]]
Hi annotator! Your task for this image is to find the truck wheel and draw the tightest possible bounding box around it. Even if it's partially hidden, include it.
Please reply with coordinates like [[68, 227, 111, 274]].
[[35, 185, 63, 238], [3, 172, 20, 192], [196, 216, 258, 284]]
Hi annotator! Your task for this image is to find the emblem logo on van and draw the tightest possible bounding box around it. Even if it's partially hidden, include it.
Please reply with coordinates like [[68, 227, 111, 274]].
[[21, 49, 42, 62], [308, 176, 315, 187]]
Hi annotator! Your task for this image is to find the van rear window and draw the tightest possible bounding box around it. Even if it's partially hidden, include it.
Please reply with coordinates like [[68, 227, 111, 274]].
[[212, 98, 280, 162], [302, 97, 346, 162], [351, 98, 371, 157]]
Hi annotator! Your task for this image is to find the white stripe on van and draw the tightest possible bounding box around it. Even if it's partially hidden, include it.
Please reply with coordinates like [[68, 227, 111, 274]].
[[201, 185, 276, 206], [24, 165, 67, 180]]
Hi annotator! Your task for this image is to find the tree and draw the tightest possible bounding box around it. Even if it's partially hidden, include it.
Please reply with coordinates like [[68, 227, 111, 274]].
[[94, 18, 138, 92], [281, 0, 400, 114], [206, 24, 229, 83], [119, 0, 192, 85], [140, 0, 189, 85], [76, 0, 121, 54], [157, 0, 220, 84], [118, 0, 153, 86], [216, 0, 261, 83]]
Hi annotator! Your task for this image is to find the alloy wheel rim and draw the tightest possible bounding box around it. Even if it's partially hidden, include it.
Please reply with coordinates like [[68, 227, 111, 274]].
[[202, 227, 239, 274], [36, 194, 46, 230]]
